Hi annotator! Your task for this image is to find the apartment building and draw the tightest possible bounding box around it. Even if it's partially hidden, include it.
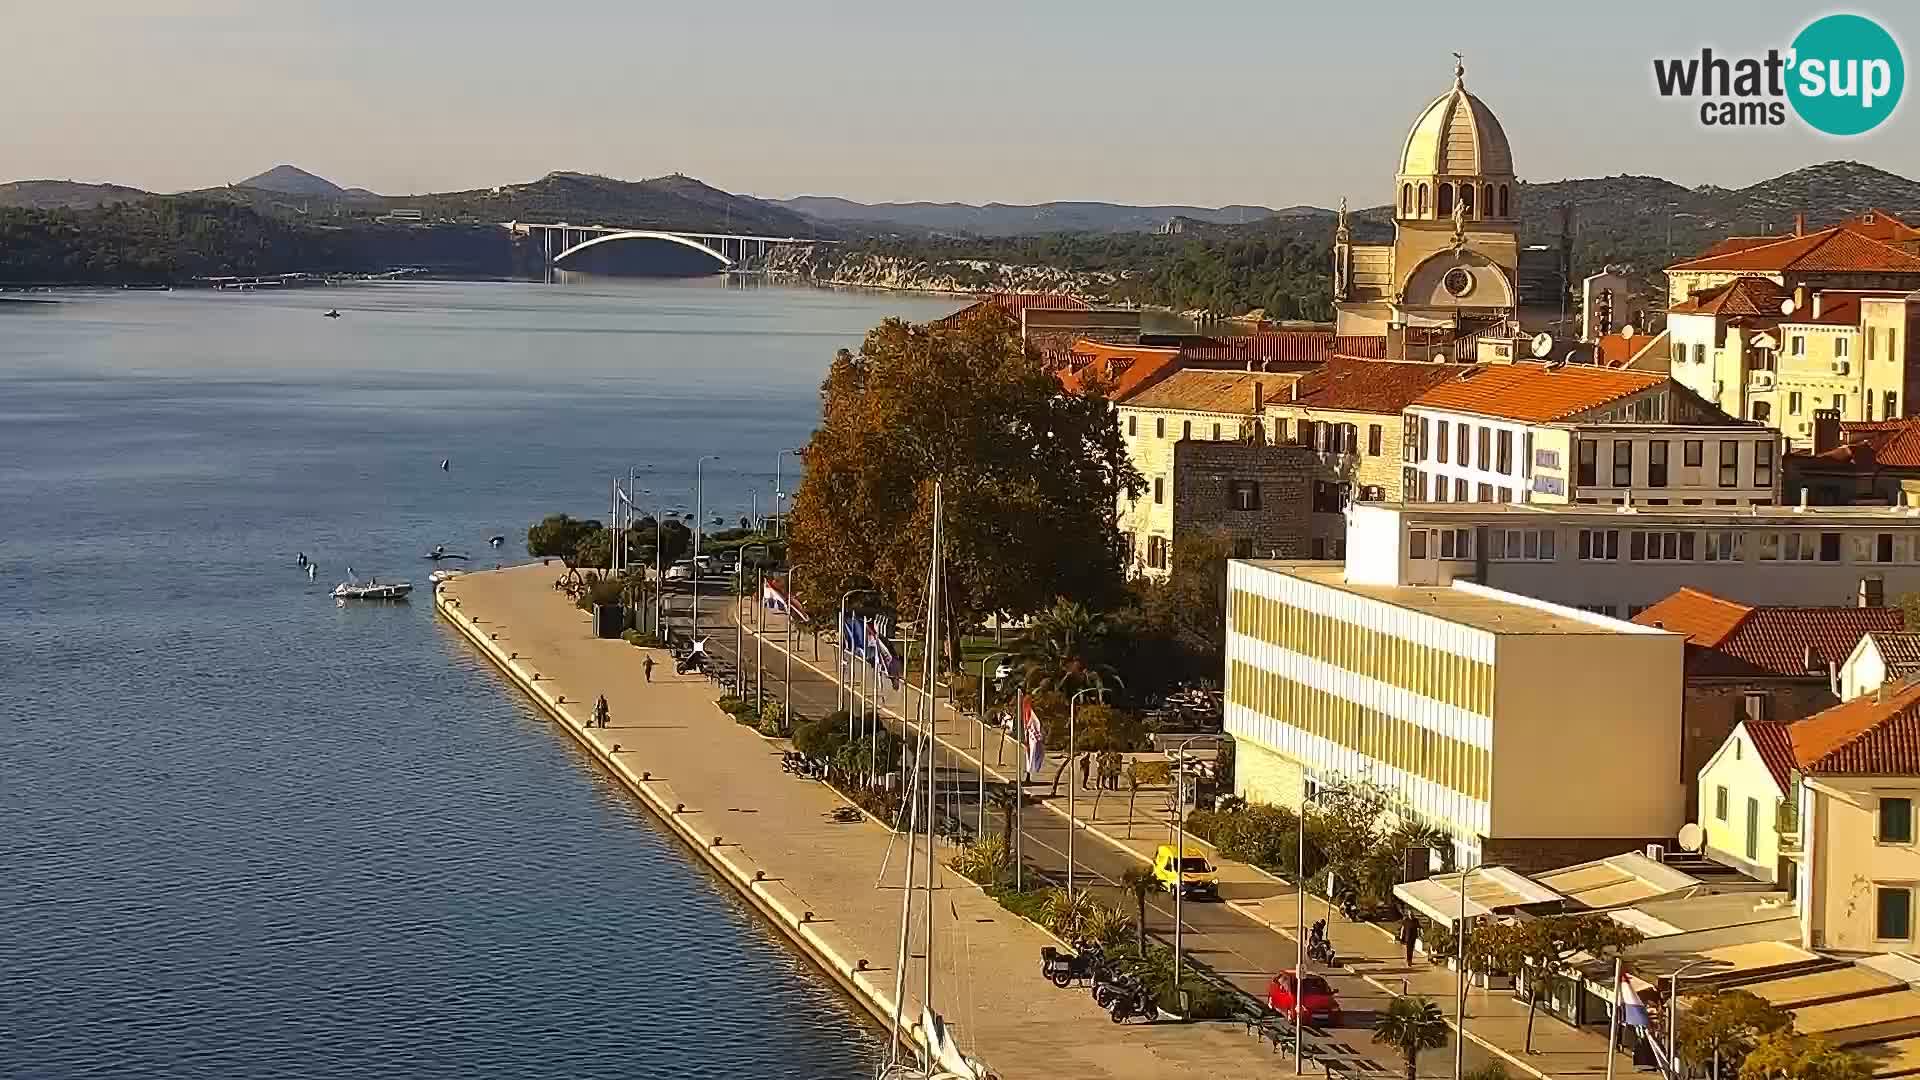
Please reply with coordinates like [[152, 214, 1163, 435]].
[[1225, 559, 1685, 870], [1400, 361, 1774, 507], [1344, 501, 1920, 615]]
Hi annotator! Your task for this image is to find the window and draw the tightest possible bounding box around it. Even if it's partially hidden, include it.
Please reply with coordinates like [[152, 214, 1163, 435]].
[[1837, 336, 1851, 358], [1182, 420, 1192, 440], [1460, 183, 1475, 216], [1649, 441, 1669, 487], [1577, 440, 1598, 486], [1417, 183, 1429, 215], [1756, 441, 1775, 488], [1704, 531, 1744, 561], [1153, 477, 1164, 505], [1744, 692, 1770, 723], [1791, 335, 1807, 357], [1409, 530, 1429, 559], [1401, 183, 1412, 216], [1882, 798, 1914, 844], [1719, 442, 1740, 487], [1488, 528, 1555, 561], [1522, 432, 1533, 479], [1497, 430, 1513, 475], [1406, 415, 1422, 462], [1746, 798, 1761, 861], [1684, 440, 1703, 467], [1789, 391, 1804, 415], [1437, 420, 1450, 464], [1275, 418, 1290, 443], [1147, 536, 1169, 570], [1819, 532, 1841, 562], [1879, 887, 1913, 940], [1431, 476, 1447, 502], [1476, 483, 1493, 503], [1835, 394, 1848, 414], [1499, 486, 1513, 503], [1232, 538, 1254, 558], [1477, 427, 1492, 471], [1458, 423, 1470, 466], [1578, 529, 1620, 560], [1758, 532, 1782, 561], [1228, 479, 1260, 511], [1630, 530, 1693, 561], [1312, 481, 1344, 514], [1715, 786, 1729, 821], [1128, 415, 1137, 436], [1753, 401, 1772, 423], [1212, 422, 1221, 440], [1498, 184, 1510, 217], [1312, 538, 1327, 559], [1454, 478, 1467, 501], [1694, 343, 1706, 365], [1888, 392, 1900, 420], [1155, 417, 1165, 439], [1403, 468, 1421, 501], [1436, 528, 1473, 560], [1369, 424, 1383, 457], [1296, 420, 1316, 447], [1437, 182, 1454, 217], [1612, 441, 1633, 487]]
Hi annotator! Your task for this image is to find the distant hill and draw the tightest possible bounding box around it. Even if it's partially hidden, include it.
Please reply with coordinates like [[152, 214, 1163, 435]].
[[0, 180, 153, 210], [236, 165, 350, 198], [774, 195, 1284, 236], [414, 171, 825, 235]]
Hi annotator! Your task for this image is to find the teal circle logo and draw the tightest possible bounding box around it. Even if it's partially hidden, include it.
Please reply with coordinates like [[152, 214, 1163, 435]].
[[1788, 14, 1904, 135]]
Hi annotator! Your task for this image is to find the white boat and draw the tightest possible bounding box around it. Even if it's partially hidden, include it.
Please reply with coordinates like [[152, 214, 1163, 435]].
[[333, 571, 413, 600], [428, 568, 466, 585]]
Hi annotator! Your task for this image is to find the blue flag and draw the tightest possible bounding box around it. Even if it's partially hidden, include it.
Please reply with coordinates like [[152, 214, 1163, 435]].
[[841, 613, 866, 656]]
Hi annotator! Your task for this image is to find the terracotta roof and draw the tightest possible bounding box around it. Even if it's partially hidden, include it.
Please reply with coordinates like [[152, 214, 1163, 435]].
[[1595, 329, 1669, 368], [1691, 236, 1789, 262], [1838, 418, 1920, 468], [1124, 369, 1298, 415], [1745, 721, 1800, 791], [1281, 357, 1487, 415], [1791, 678, 1920, 776], [1057, 339, 1183, 400], [1867, 631, 1920, 673], [1670, 277, 1791, 317], [936, 292, 1090, 326], [1631, 586, 1903, 678], [1836, 209, 1920, 244], [1410, 361, 1668, 423], [1667, 225, 1920, 274], [1177, 331, 1388, 367]]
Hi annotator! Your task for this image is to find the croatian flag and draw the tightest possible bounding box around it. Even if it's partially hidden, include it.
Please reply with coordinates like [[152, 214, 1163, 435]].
[[841, 613, 866, 656], [868, 619, 901, 687], [1022, 697, 1045, 779], [762, 579, 807, 622], [1617, 974, 1649, 1028]]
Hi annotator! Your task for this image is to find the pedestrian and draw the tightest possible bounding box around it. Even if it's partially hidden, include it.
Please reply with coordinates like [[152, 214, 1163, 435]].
[[1078, 753, 1092, 790], [594, 694, 610, 729], [643, 655, 656, 683], [1401, 910, 1421, 967]]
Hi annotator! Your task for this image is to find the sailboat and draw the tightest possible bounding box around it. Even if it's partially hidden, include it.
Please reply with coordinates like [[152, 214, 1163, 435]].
[[877, 484, 991, 1080]]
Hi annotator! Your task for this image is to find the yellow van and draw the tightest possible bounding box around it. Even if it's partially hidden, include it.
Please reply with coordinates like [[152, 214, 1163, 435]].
[[1151, 845, 1218, 898]]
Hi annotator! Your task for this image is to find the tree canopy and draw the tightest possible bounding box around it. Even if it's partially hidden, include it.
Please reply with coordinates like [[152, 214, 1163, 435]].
[[1678, 989, 1794, 1076], [1466, 913, 1643, 1051], [787, 314, 1141, 660]]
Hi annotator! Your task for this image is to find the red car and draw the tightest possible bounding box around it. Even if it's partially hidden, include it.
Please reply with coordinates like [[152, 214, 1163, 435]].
[[1267, 971, 1343, 1025]]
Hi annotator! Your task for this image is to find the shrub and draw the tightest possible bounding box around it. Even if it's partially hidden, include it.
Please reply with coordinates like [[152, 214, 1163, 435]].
[[949, 837, 1011, 886], [793, 713, 851, 760], [757, 718, 783, 737], [1187, 802, 1301, 874], [1464, 1064, 1511, 1080], [575, 575, 623, 613], [1130, 760, 1171, 787]]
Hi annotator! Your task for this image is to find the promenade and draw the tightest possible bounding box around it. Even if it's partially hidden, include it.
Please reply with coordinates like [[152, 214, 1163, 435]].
[[437, 563, 1359, 1080]]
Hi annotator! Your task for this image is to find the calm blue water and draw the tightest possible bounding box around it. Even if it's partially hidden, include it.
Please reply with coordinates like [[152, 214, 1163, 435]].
[[0, 279, 961, 1079]]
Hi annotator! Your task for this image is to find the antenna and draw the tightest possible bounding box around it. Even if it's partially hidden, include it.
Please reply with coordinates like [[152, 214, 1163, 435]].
[[1530, 332, 1554, 359]]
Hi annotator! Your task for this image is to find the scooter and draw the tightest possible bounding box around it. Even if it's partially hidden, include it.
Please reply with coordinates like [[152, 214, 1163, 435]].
[[1106, 979, 1156, 1024], [1308, 919, 1339, 967]]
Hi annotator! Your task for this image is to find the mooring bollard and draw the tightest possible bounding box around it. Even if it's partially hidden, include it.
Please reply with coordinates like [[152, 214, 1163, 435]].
[[753, 870, 766, 882]]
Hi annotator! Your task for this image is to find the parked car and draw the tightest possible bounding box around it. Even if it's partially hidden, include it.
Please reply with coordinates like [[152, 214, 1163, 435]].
[[665, 560, 695, 581], [1267, 971, 1342, 1025], [1151, 845, 1219, 898]]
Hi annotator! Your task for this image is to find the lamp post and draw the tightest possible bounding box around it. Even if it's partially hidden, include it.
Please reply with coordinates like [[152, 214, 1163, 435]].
[[783, 562, 801, 728], [1295, 781, 1347, 1075], [1452, 864, 1489, 1080], [1171, 734, 1207, 1019], [691, 455, 719, 641], [977, 652, 1010, 837], [773, 447, 801, 539], [739, 542, 769, 716], [1066, 686, 1105, 901], [1668, 958, 1715, 1079]]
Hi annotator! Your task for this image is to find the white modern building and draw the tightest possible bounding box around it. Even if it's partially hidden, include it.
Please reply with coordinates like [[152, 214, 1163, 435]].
[[1345, 500, 1920, 617], [1225, 560, 1686, 870]]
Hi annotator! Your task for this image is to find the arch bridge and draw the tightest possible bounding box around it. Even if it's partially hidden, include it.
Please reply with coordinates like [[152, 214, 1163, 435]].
[[505, 221, 829, 273]]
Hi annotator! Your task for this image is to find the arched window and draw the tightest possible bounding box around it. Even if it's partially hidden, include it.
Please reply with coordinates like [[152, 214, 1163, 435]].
[[1460, 184, 1475, 216], [1498, 184, 1510, 218], [1437, 183, 1454, 217], [1417, 184, 1430, 215], [1483, 184, 1494, 218], [1401, 184, 1412, 215]]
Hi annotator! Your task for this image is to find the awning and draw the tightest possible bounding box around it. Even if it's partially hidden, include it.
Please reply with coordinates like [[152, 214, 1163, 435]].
[[1394, 867, 1564, 928]]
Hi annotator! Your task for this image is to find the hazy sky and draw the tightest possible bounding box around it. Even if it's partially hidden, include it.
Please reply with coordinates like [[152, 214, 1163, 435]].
[[7, 2, 1915, 208]]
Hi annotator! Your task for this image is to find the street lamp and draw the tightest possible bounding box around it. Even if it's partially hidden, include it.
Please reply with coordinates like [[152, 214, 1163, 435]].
[[1296, 781, 1345, 1076], [1453, 864, 1490, 1080], [977, 652, 1011, 837], [773, 447, 801, 539], [691, 455, 719, 640], [783, 562, 802, 728], [1066, 685, 1106, 901], [1171, 733, 1208, 1019]]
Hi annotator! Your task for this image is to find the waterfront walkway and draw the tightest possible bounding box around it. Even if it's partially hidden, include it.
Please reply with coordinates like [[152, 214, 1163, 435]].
[[438, 564, 1361, 1080], [724, 599, 1646, 1080]]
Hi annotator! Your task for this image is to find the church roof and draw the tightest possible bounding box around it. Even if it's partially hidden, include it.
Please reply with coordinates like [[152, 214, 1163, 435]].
[[1399, 63, 1513, 178]]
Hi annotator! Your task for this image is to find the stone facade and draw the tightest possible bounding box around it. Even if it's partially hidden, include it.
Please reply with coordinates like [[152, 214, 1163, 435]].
[[1679, 680, 1837, 808], [1261, 406, 1405, 558], [1169, 441, 1315, 562]]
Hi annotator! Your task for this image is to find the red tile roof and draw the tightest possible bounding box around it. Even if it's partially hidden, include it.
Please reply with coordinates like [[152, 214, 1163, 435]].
[[1745, 721, 1800, 791], [1594, 329, 1668, 368], [936, 292, 1090, 326], [1631, 587, 1903, 678], [1836, 209, 1920, 245], [1177, 331, 1388, 367], [1125, 369, 1298, 414], [1668, 225, 1920, 274], [1056, 339, 1183, 401], [1281, 358, 1488, 416], [1834, 418, 1920, 468], [1669, 277, 1792, 317], [1411, 362, 1668, 423], [1790, 678, 1920, 776]]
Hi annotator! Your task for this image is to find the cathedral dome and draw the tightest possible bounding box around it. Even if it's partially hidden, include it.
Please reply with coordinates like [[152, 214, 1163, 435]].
[[1399, 62, 1513, 179]]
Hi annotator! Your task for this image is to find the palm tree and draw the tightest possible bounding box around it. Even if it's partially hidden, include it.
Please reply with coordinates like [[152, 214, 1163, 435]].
[[1019, 598, 1122, 698], [1119, 866, 1156, 957], [986, 784, 1020, 854], [1373, 995, 1449, 1080]]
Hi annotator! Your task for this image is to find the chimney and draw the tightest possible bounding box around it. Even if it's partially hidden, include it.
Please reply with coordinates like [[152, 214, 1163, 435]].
[[1290, 380, 1300, 403], [1799, 487, 1810, 512], [1794, 285, 1808, 315], [1253, 381, 1265, 412], [1795, 212, 1806, 236], [1813, 291, 1823, 320], [1813, 411, 1842, 455]]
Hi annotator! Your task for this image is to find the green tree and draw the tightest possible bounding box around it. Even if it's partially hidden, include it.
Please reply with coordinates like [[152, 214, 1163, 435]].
[[1119, 866, 1156, 957], [1466, 914, 1644, 1051], [1372, 994, 1449, 1080], [786, 315, 1141, 670], [527, 513, 599, 561], [627, 516, 692, 569], [1677, 989, 1794, 1078], [1739, 1033, 1871, 1080], [572, 527, 612, 571], [1019, 597, 1123, 697]]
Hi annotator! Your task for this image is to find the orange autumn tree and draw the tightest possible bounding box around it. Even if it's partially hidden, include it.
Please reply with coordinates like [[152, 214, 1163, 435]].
[[787, 314, 1140, 670]]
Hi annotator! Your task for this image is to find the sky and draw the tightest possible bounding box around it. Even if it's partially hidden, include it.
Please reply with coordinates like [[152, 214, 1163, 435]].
[[5, 2, 1916, 209]]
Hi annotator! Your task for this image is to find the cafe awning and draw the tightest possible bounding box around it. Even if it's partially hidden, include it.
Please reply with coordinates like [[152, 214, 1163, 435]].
[[1394, 867, 1564, 928]]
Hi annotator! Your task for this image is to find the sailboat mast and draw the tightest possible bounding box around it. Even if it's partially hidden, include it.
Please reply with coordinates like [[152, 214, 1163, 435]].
[[887, 696, 922, 1068], [919, 483, 944, 1059]]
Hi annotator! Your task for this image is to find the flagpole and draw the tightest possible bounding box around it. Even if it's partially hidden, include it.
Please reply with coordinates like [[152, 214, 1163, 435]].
[[1014, 689, 1025, 892], [1607, 957, 1623, 1080], [755, 569, 765, 718]]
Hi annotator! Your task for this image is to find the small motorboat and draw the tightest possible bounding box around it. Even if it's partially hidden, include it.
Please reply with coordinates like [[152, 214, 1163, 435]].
[[333, 571, 412, 600], [323, 309, 342, 318], [428, 568, 466, 585], [426, 545, 469, 561]]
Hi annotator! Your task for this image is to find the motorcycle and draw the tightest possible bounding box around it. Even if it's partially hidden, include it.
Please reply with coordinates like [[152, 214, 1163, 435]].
[[1106, 979, 1156, 1024], [1308, 919, 1339, 967], [1090, 966, 1139, 1010], [1039, 945, 1105, 989]]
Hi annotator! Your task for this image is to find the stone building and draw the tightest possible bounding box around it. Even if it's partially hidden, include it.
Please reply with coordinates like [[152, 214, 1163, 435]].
[[1169, 441, 1315, 563]]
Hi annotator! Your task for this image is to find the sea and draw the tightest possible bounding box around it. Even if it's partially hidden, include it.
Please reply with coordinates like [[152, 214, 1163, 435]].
[[0, 278, 963, 1079]]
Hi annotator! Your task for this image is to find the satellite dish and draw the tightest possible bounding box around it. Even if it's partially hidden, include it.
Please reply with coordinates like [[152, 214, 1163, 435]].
[[1431, 352, 1449, 364], [1677, 822, 1705, 854], [1621, 323, 1637, 340], [1780, 298, 1796, 316], [1530, 332, 1554, 359]]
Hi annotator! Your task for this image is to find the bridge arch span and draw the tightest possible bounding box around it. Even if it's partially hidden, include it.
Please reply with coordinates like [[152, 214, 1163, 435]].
[[550, 231, 734, 273]]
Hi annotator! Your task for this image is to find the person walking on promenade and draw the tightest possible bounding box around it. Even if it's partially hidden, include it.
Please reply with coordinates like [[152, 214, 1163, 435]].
[[593, 694, 610, 729], [643, 655, 656, 683], [1078, 753, 1092, 790], [1400, 910, 1421, 967]]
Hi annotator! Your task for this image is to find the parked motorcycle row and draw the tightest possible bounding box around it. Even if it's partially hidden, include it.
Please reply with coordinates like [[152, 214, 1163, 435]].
[[1038, 944, 1158, 1025]]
